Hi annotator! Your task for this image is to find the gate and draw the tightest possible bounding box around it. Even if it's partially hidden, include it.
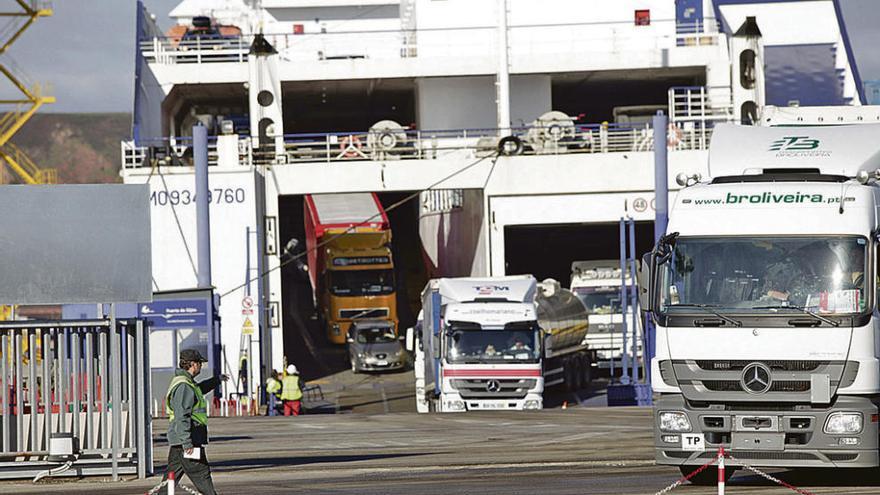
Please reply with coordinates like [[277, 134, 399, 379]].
[[0, 318, 152, 479]]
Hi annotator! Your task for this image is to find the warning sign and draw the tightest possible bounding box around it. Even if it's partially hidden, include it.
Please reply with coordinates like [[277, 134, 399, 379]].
[[242, 316, 255, 335], [241, 296, 254, 316]]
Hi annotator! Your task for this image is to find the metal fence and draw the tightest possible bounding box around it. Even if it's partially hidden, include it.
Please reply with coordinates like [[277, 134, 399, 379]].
[[139, 20, 722, 66], [122, 121, 718, 170], [0, 318, 152, 480]]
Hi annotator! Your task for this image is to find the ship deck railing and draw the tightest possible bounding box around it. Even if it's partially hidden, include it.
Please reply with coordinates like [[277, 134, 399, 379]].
[[139, 20, 723, 66], [121, 119, 722, 170]]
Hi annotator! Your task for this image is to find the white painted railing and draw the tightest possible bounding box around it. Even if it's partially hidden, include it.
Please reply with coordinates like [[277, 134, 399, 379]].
[[140, 20, 722, 66], [121, 120, 717, 170]]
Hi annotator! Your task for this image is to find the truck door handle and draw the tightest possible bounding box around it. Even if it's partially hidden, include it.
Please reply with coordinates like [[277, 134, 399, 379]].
[[787, 318, 821, 327], [694, 318, 726, 327]]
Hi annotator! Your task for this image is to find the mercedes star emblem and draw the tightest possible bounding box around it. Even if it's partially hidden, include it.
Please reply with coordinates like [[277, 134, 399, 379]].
[[741, 362, 772, 394], [486, 380, 502, 393]]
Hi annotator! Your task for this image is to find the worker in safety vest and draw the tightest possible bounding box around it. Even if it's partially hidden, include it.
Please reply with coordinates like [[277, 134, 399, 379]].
[[163, 349, 228, 494], [281, 364, 304, 416], [265, 370, 282, 416]]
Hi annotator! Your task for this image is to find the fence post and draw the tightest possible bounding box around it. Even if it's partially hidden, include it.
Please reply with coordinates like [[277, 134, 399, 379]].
[[110, 305, 121, 481], [1, 332, 7, 453]]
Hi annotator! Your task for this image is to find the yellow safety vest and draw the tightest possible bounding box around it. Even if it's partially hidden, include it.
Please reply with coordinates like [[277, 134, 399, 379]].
[[166, 375, 209, 426], [281, 375, 303, 401], [266, 377, 281, 394]]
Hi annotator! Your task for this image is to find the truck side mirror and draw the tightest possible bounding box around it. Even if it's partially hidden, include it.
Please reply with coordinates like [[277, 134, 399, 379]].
[[432, 334, 441, 359], [639, 252, 653, 312], [405, 327, 414, 352]]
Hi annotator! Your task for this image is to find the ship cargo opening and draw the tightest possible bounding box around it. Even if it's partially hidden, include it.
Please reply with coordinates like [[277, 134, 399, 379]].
[[503, 221, 655, 285]]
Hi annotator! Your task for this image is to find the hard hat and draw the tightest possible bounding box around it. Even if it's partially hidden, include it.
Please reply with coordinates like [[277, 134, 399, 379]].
[[287, 364, 298, 374]]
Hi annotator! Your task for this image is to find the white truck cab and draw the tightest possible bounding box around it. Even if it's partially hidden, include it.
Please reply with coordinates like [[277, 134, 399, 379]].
[[570, 260, 641, 369], [643, 123, 880, 483], [410, 276, 544, 412]]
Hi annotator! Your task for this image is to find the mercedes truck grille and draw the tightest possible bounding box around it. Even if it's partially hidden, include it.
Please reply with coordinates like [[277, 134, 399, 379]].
[[670, 360, 858, 402], [702, 380, 811, 392], [695, 360, 827, 372], [450, 378, 537, 399]]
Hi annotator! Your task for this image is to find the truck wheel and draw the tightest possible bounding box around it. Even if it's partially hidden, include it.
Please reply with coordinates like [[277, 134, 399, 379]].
[[565, 359, 579, 392], [580, 355, 593, 387], [573, 358, 584, 391], [679, 466, 735, 485]]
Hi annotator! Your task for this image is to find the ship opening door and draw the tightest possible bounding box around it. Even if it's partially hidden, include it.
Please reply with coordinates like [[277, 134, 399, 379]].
[[504, 222, 655, 285]]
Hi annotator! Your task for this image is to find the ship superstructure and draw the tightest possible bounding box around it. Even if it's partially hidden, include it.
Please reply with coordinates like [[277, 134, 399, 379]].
[[122, 0, 868, 388]]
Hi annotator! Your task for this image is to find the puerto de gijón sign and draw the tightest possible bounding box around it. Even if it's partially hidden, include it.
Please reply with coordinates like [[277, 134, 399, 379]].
[[139, 299, 208, 329]]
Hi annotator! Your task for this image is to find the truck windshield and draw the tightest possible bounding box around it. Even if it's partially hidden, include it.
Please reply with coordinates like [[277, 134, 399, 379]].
[[329, 269, 394, 296], [660, 236, 868, 315], [445, 322, 540, 364], [573, 286, 622, 314]]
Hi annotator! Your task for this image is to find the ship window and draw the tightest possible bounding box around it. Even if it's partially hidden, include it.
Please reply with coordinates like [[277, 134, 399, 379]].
[[740, 49, 756, 89]]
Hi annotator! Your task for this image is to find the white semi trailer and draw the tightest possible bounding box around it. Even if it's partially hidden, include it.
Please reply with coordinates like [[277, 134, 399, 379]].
[[408, 275, 593, 412], [642, 123, 880, 484]]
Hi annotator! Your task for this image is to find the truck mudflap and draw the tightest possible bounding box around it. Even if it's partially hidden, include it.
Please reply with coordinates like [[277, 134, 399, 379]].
[[654, 394, 880, 468]]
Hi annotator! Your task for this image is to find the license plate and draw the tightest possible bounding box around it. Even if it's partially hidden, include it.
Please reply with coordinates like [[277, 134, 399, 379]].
[[732, 432, 784, 451], [376, 360, 388, 366], [482, 402, 507, 409], [681, 433, 706, 452]]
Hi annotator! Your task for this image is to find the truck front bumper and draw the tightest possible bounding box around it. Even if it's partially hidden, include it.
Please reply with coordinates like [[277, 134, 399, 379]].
[[440, 392, 542, 412], [654, 394, 880, 468]]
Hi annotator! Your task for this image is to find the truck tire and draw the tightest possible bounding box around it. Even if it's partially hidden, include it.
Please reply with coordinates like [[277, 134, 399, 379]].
[[679, 466, 736, 485], [565, 359, 580, 392], [580, 354, 593, 387]]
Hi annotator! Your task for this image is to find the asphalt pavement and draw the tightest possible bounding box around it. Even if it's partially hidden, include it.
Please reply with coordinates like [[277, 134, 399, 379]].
[[1, 370, 878, 494]]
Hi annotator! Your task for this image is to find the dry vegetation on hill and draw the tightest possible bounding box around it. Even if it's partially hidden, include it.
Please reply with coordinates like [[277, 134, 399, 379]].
[[3, 113, 130, 184]]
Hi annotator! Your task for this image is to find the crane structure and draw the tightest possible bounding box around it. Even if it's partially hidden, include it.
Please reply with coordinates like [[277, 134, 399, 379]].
[[0, 0, 55, 185]]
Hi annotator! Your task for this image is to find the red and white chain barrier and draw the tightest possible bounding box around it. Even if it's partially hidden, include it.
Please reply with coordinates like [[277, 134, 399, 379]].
[[653, 447, 819, 495], [145, 471, 203, 495], [724, 452, 818, 495], [652, 449, 722, 495]]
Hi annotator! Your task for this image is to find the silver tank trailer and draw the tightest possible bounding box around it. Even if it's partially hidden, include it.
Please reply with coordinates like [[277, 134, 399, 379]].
[[536, 280, 590, 357]]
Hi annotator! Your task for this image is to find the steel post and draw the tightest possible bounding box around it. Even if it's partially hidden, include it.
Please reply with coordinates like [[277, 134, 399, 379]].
[[496, 0, 511, 136], [619, 218, 630, 385], [28, 330, 36, 451], [41, 329, 50, 451], [110, 306, 121, 480], [628, 218, 640, 385], [1, 332, 7, 453], [14, 332, 22, 451], [649, 111, 669, 386], [194, 124, 212, 289]]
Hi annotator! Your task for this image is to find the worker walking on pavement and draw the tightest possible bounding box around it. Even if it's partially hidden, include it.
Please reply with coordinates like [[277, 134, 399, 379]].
[[163, 349, 228, 494], [281, 364, 303, 416], [265, 370, 282, 416]]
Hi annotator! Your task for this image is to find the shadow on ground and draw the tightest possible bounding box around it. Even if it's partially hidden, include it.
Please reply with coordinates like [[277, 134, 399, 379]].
[[209, 452, 431, 472]]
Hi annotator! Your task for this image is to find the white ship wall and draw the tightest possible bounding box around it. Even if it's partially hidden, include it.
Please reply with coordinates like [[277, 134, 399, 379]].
[[416, 74, 551, 130], [127, 168, 264, 393]]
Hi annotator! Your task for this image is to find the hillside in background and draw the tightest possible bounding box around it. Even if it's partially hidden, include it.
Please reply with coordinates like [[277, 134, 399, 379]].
[[6, 113, 131, 184]]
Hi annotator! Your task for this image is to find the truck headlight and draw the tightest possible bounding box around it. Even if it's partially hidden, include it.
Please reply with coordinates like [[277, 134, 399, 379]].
[[332, 324, 341, 335], [824, 412, 863, 434], [659, 411, 692, 432], [523, 400, 541, 410], [445, 400, 465, 411]]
